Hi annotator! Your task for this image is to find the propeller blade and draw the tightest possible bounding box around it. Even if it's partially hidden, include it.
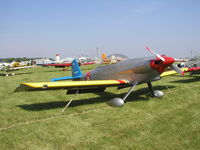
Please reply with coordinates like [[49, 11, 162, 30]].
[[170, 64, 184, 76], [145, 46, 165, 61]]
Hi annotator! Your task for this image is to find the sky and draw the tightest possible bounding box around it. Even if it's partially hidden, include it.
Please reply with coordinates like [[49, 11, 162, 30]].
[[0, 0, 200, 59]]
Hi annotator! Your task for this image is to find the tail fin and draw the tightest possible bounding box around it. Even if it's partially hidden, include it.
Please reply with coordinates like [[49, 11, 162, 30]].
[[51, 59, 82, 81], [71, 59, 82, 77], [55, 54, 60, 62]]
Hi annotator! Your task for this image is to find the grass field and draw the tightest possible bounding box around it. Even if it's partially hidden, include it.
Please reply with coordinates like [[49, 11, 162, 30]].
[[0, 65, 200, 150]]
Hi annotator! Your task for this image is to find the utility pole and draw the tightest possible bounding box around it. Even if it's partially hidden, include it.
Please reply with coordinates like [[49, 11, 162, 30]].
[[96, 47, 99, 60]]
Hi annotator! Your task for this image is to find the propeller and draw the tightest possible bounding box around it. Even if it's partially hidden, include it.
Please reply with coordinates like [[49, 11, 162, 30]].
[[145, 46, 184, 76], [145, 46, 165, 61], [170, 64, 184, 75]]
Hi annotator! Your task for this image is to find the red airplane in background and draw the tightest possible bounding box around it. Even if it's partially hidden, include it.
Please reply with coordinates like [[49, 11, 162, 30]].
[[42, 62, 95, 68], [42, 54, 95, 68]]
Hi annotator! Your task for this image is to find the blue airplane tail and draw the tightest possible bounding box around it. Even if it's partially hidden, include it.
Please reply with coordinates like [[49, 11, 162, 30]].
[[51, 59, 83, 81]]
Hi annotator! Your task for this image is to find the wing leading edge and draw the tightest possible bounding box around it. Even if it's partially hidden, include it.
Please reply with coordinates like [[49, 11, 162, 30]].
[[15, 80, 130, 92]]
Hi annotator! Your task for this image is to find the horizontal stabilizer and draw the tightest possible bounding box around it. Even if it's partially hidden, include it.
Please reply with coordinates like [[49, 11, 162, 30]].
[[51, 59, 82, 81], [51, 76, 81, 81]]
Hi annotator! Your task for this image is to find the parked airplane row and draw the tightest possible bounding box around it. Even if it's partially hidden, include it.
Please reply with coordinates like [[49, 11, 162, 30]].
[[42, 54, 95, 68]]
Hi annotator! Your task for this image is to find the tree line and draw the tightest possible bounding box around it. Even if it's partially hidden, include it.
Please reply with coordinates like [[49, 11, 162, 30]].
[[0, 57, 40, 63]]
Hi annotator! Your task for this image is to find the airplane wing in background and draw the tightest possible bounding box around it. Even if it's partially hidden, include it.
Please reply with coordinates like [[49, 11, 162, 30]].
[[81, 62, 95, 65], [10, 66, 33, 70], [42, 62, 95, 67], [187, 67, 200, 75], [161, 67, 200, 77], [42, 63, 71, 67], [15, 80, 130, 93], [160, 68, 188, 77]]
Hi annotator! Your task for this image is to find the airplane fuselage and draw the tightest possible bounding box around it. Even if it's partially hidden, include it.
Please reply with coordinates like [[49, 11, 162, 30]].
[[82, 57, 161, 84]]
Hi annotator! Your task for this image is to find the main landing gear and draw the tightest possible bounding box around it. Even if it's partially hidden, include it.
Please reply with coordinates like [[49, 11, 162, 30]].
[[147, 82, 164, 98], [107, 83, 137, 107], [107, 82, 164, 107]]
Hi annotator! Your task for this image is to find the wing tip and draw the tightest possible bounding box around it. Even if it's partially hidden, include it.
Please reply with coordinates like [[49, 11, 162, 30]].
[[14, 84, 33, 92]]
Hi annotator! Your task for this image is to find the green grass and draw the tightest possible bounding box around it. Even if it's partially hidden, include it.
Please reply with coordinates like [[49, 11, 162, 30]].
[[0, 66, 200, 150]]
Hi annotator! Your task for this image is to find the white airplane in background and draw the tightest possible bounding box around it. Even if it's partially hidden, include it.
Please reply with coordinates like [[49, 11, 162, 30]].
[[53, 54, 74, 64], [0, 62, 33, 76]]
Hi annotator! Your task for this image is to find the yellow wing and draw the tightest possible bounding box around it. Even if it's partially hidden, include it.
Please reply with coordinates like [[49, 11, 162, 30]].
[[160, 68, 188, 77], [15, 80, 129, 92]]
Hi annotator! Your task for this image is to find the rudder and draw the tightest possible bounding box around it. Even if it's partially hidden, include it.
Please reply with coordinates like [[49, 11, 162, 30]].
[[71, 59, 82, 78], [51, 59, 82, 81]]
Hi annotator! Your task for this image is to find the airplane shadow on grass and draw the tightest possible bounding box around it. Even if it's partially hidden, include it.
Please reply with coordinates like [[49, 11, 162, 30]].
[[17, 85, 175, 111], [170, 75, 200, 84]]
